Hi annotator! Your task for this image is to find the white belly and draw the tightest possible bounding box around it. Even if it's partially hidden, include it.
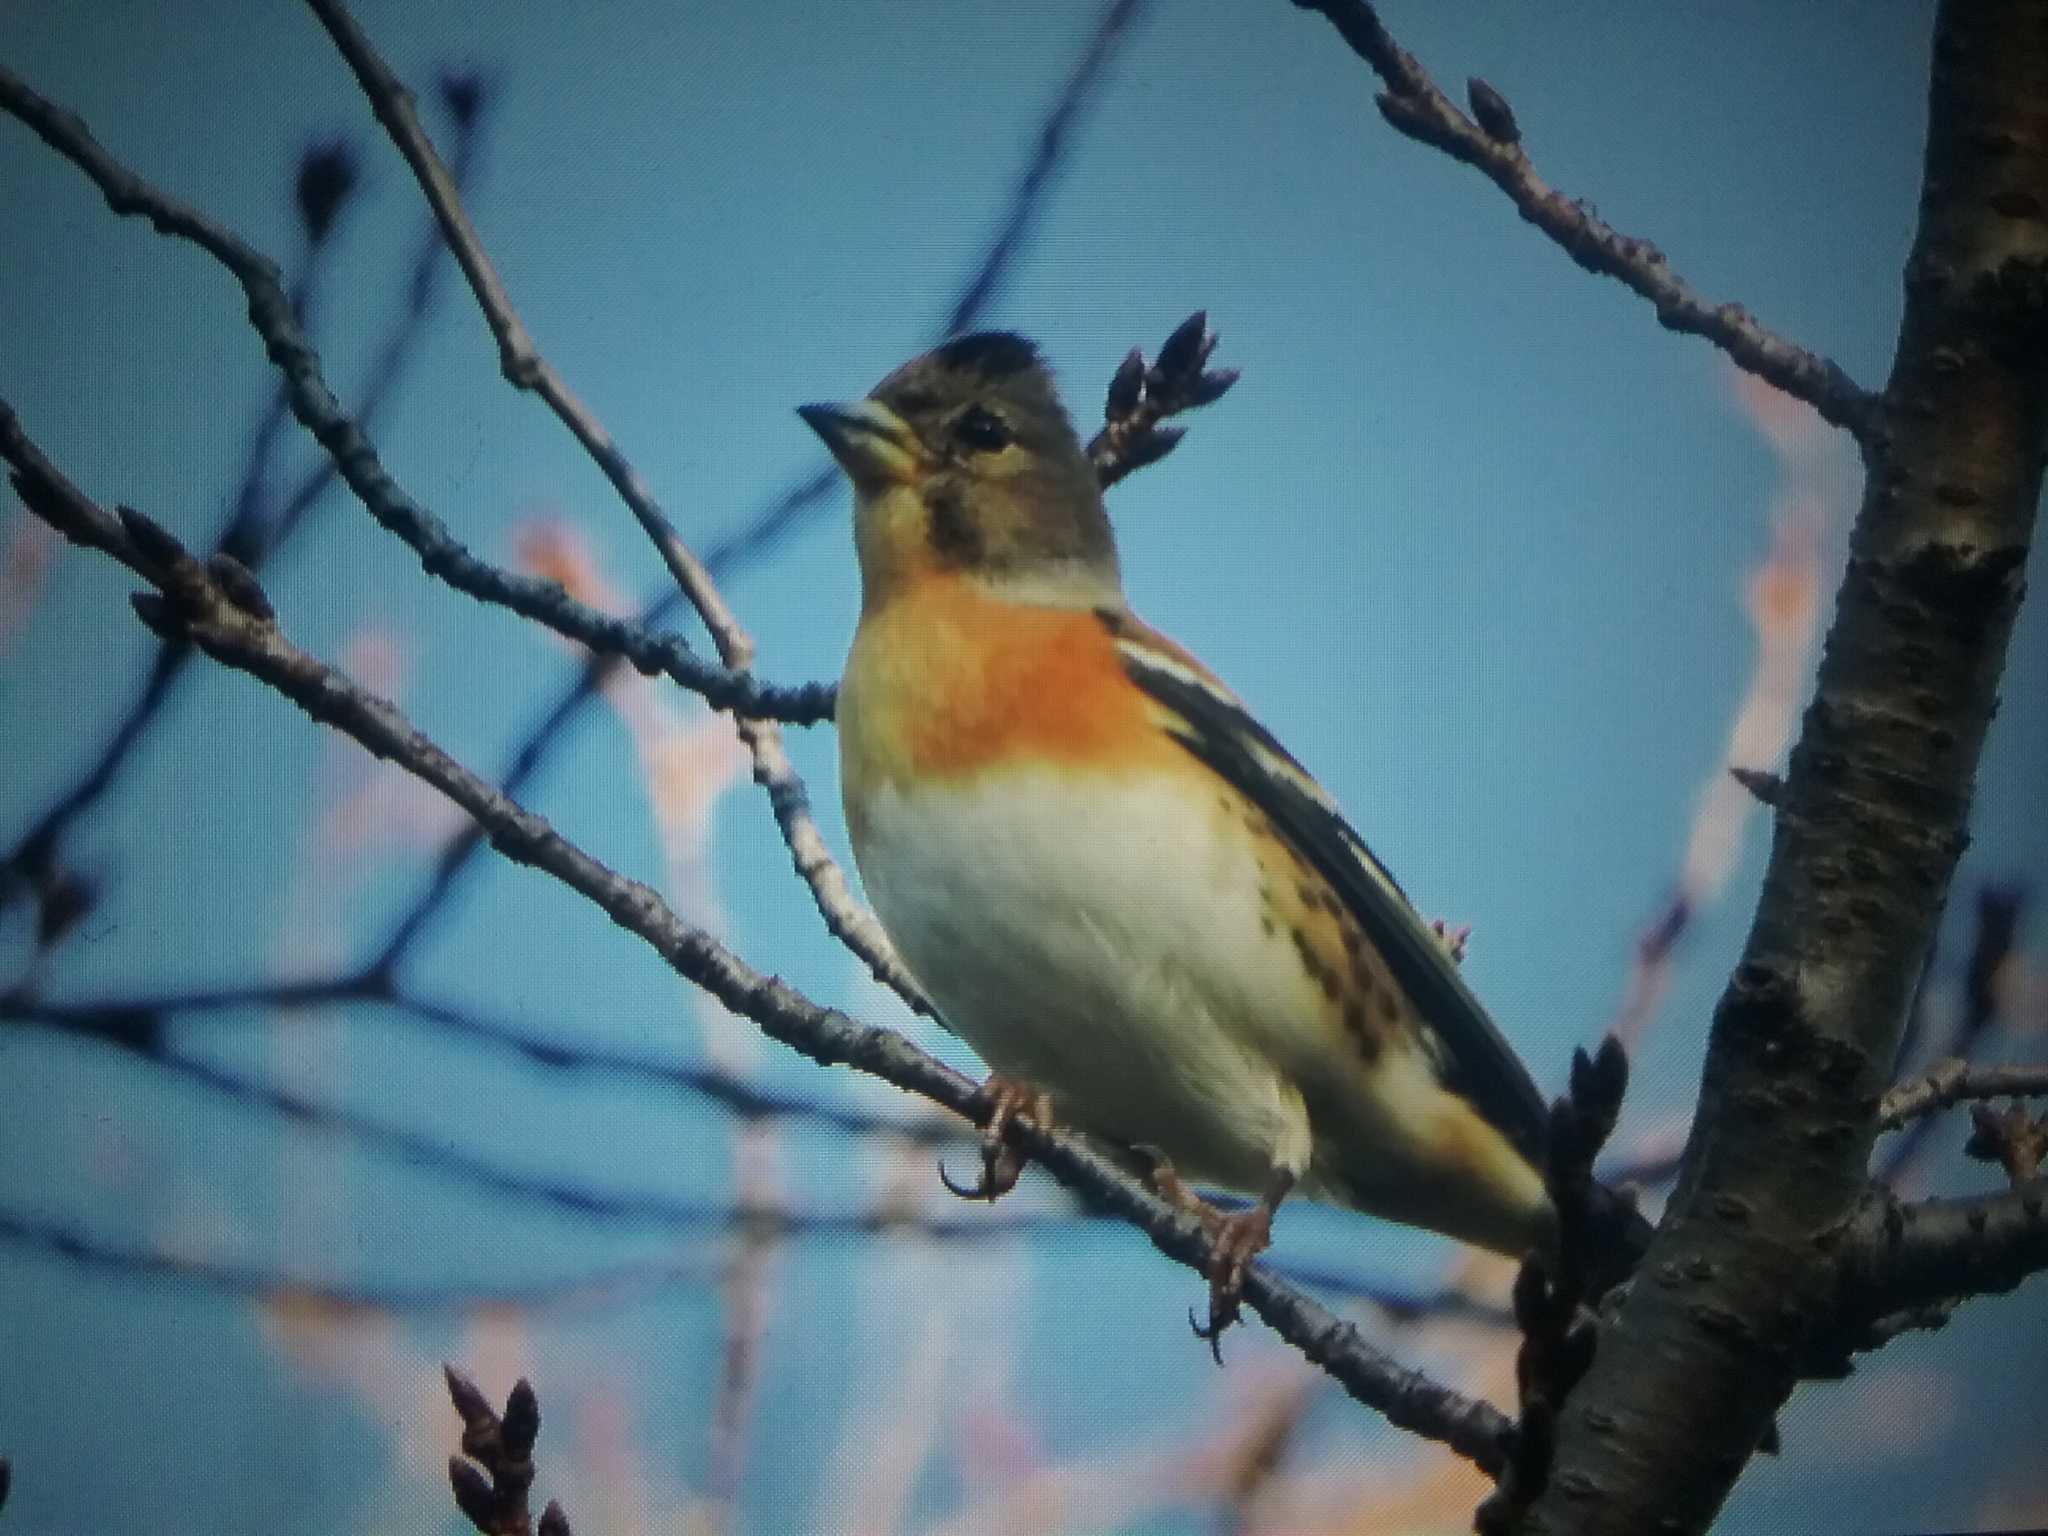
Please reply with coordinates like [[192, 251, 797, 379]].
[[850, 765, 1322, 1191]]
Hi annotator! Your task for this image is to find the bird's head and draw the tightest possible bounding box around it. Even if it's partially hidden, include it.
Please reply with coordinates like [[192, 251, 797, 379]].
[[800, 332, 1121, 610]]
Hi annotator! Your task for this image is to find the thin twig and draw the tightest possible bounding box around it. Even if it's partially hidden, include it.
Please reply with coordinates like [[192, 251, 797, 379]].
[[1, 100, 483, 950], [1878, 1060, 2048, 1130], [39, 1024, 1079, 1241], [305, 0, 739, 643], [1288, 0, 1875, 438], [0, 61, 830, 726], [0, 1201, 722, 1311], [1818, 1179, 2048, 1368], [1, 979, 961, 1145]]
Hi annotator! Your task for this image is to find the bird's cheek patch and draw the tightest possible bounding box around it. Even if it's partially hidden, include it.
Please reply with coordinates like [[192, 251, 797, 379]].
[[923, 484, 986, 569]]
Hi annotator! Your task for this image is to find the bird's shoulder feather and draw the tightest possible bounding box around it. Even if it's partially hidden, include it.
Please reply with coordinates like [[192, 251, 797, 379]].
[[1101, 606, 1552, 1164]]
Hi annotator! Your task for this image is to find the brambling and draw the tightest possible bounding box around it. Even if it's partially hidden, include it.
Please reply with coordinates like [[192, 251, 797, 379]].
[[803, 331, 1576, 1342]]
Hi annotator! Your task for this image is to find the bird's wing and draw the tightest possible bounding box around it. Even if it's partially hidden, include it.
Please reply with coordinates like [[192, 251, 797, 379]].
[[1105, 610, 1552, 1164]]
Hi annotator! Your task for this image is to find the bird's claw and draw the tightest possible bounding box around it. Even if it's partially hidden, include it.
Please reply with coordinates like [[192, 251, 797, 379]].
[[1139, 1147, 1274, 1362], [1189, 1202, 1274, 1362], [939, 1075, 1050, 1202]]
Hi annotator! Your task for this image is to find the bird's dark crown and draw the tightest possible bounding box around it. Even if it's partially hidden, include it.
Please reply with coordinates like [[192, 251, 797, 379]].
[[868, 330, 1069, 450], [926, 330, 1042, 379]]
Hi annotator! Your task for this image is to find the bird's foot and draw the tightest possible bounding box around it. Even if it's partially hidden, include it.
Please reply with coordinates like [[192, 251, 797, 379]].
[[1191, 1202, 1274, 1361], [940, 1074, 1051, 1202], [1138, 1148, 1280, 1362]]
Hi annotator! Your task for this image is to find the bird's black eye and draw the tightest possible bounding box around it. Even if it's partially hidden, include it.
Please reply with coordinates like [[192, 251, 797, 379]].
[[954, 405, 1011, 453]]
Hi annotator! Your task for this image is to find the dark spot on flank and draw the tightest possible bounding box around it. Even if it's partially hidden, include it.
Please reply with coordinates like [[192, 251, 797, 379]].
[[1342, 999, 1381, 1060], [1379, 989, 1401, 1023], [924, 484, 983, 567], [1290, 927, 1322, 983], [1289, 926, 1341, 1001]]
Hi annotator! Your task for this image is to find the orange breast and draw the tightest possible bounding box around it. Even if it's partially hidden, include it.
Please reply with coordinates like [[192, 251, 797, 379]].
[[840, 575, 1185, 791]]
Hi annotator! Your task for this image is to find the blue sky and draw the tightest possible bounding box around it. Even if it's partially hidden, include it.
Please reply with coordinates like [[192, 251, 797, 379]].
[[3, 2, 2043, 1532]]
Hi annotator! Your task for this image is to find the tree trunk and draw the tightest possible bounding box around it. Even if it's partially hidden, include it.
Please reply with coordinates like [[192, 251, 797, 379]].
[[1521, 3, 2048, 1532]]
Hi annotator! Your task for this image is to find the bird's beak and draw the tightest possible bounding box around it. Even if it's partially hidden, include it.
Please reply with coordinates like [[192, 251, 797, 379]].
[[798, 399, 922, 489]]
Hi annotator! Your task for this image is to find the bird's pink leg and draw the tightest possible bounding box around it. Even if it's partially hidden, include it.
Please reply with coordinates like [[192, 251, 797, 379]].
[[1144, 1151, 1296, 1360]]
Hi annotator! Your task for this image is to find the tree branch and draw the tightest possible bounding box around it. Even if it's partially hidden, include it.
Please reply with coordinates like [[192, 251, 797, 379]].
[[1, 108, 481, 958], [1878, 1059, 2048, 1130], [309, 0, 732, 636], [1288, 0, 1877, 438], [0, 61, 831, 727], [0, 415, 1515, 1473], [300, 0, 931, 1015], [1814, 1181, 2048, 1366], [1518, 0, 2048, 1528]]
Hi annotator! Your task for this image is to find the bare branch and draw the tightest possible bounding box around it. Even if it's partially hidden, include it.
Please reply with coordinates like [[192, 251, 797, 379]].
[[1821, 1180, 2048, 1364], [1, 978, 961, 1147], [1878, 1059, 2048, 1130], [0, 417, 1513, 1470], [305, 0, 740, 652], [1287, 0, 1876, 437], [0, 1200, 715, 1311], [0, 62, 831, 727]]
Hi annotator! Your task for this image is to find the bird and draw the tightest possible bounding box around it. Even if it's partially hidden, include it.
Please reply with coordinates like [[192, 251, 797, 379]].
[[801, 330, 1606, 1344]]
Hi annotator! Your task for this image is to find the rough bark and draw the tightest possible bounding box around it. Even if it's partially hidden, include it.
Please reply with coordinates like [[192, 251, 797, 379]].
[[1521, 3, 2048, 1532]]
